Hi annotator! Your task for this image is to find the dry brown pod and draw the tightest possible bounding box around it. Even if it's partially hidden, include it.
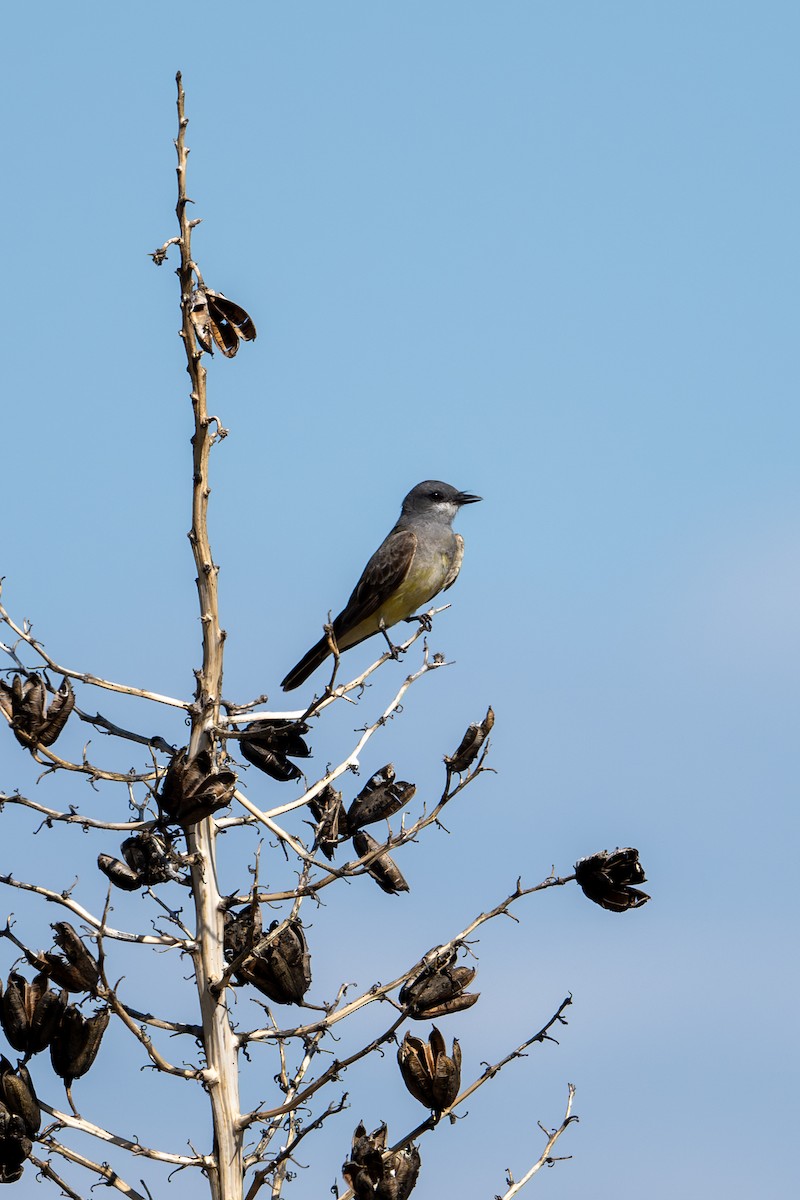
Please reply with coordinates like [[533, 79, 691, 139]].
[[399, 948, 479, 1019], [0, 971, 66, 1057], [308, 784, 348, 859], [97, 853, 141, 891], [235, 919, 311, 1006], [223, 902, 263, 962], [444, 706, 494, 774], [342, 1121, 420, 1200], [0, 1059, 40, 1137], [574, 847, 650, 912], [352, 831, 410, 895], [42, 923, 100, 993], [0, 1110, 32, 1183], [347, 765, 416, 832], [49, 1006, 110, 1087], [159, 748, 236, 825], [397, 1026, 461, 1113], [189, 287, 257, 357], [0, 673, 74, 749]]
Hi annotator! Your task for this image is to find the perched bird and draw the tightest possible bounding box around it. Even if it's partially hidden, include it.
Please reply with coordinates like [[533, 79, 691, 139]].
[[281, 481, 481, 691]]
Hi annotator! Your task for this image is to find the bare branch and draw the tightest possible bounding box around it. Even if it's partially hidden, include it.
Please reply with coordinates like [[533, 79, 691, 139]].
[[29, 1154, 86, 1200], [496, 1083, 578, 1198], [0, 791, 155, 833], [0, 882, 188, 948], [0, 593, 190, 710], [41, 1104, 203, 1167]]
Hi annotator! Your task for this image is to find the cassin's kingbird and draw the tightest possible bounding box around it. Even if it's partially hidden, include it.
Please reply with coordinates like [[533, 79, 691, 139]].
[[281, 481, 481, 691]]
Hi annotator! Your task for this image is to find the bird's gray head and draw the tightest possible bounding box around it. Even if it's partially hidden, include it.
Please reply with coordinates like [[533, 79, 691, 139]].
[[400, 480, 482, 524]]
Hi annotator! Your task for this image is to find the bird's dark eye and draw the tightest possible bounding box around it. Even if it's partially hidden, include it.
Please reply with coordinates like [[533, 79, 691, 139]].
[[429, 490, 443, 500]]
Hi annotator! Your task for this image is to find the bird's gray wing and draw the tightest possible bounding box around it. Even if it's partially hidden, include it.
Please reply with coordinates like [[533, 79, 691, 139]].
[[442, 533, 464, 592], [334, 528, 418, 634]]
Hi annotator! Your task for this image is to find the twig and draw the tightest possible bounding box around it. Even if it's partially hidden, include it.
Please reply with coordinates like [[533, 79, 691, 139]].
[[240, 1011, 406, 1125], [245, 870, 574, 1043], [0, 594, 190, 710], [258, 648, 440, 823], [0, 884, 188, 947], [0, 791, 154, 833], [29, 1154, 85, 1200], [334, 1005, 574, 1200], [497, 1083, 578, 1198], [39, 1135, 167, 1200], [243, 1095, 348, 1199], [41, 1104, 203, 1167]]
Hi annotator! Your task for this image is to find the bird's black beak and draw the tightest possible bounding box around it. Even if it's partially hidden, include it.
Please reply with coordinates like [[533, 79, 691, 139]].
[[455, 491, 482, 505]]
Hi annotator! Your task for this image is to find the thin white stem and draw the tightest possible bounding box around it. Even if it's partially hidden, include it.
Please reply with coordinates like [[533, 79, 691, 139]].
[[42, 1103, 204, 1167]]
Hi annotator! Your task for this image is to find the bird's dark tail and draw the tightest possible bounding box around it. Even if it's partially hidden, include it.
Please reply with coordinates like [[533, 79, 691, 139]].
[[281, 636, 331, 692]]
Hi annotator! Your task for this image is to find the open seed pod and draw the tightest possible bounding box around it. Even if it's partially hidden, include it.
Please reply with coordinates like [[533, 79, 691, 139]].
[[40, 923, 99, 994], [347, 765, 416, 832], [41, 923, 99, 993], [159, 748, 236, 825], [223, 903, 263, 962], [308, 785, 348, 859], [397, 1027, 461, 1114], [352, 831, 409, 895], [574, 847, 650, 912], [0, 1111, 31, 1184], [399, 949, 479, 1019], [1, 971, 66, 1057], [0, 1059, 40, 1137], [189, 287, 257, 357], [239, 719, 310, 783], [121, 832, 176, 885], [0, 673, 74, 749], [342, 1122, 420, 1200], [444, 706, 494, 774], [49, 1006, 109, 1087], [235, 919, 311, 1006]]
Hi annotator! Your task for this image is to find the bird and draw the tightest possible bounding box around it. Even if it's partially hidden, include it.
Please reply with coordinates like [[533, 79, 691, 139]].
[[281, 481, 481, 691]]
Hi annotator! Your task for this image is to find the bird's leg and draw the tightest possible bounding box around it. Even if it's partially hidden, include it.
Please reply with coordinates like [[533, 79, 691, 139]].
[[378, 619, 403, 660], [404, 611, 433, 633]]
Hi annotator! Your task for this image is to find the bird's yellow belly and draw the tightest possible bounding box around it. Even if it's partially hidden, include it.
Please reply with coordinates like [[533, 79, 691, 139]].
[[342, 554, 451, 647]]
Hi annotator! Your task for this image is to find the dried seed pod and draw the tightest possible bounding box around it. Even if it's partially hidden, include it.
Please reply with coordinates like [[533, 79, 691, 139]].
[[159, 749, 236, 825], [343, 1122, 420, 1200], [308, 784, 348, 859], [97, 853, 142, 891], [223, 903, 263, 962], [0, 1060, 40, 1136], [444, 706, 494, 774], [0, 1111, 31, 1183], [0, 674, 74, 749], [121, 833, 175, 885], [405, 990, 479, 1020], [189, 287, 257, 357], [574, 847, 650, 912], [397, 1027, 461, 1113], [42, 923, 99, 993], [347, 765, 416, 832], [379, 1144, 421, 1200], [49, 1006, 109, 1086], [240, 719, 310, 783], [399, 949, 478, 1019], [342, 1122, 387, 1194], [352, 831, 410, 895], [1, 972, 66, 1056], [236, 919, 311, 1005]]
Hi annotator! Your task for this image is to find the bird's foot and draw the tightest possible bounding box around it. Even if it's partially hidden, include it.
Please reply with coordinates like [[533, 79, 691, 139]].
[[405, 611, 433, 633], [379, 623, 404, 660]]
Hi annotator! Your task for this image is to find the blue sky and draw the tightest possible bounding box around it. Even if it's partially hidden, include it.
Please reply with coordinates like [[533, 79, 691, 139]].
[[1, 3, 798, 1198]]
